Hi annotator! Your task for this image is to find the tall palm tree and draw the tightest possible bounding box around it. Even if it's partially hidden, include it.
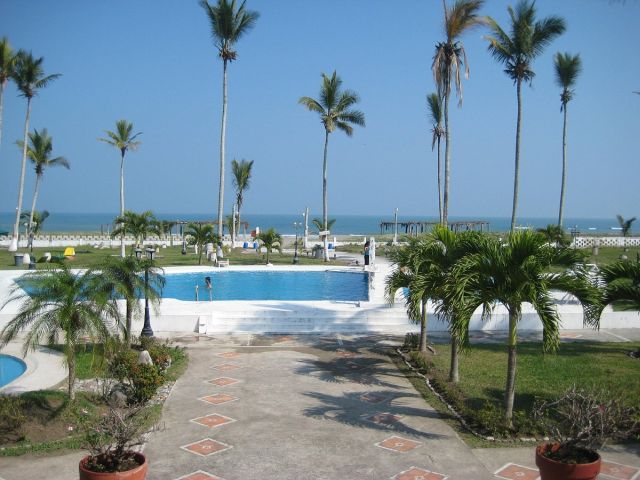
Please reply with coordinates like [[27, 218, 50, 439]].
[[299, 71, 365, 261], [427, 93, 445, 223], [485, 1, 565, 232], [555, 52, 582, 228], [98, 120, 142, 257], [200, 0, 259, 238], [0, 37, 15, 152], [231, 158, 254, 242], [9, 51, 60, 252], [18, 128, 70, 236], [257, 227, 282, 264], [0, 265, 120, 399], [449, 230, 598, 426], [432, 0, 485, 226], [185, 223, 220, 265], [111, 210, 159, 253]]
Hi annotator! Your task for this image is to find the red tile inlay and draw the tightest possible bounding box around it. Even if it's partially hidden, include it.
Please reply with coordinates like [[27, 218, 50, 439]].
[[199, 393, 238, 405], [216, 351, 240, 358], [391, 467, 448, 480], [175, 471, 225, 480], [207, 377, 240, 387], [191, 413, 236, 428], [335, 350, 356, 358], [494, 463, 539, 480], [213, 363, 241, 371], [600, 461, 640, 480], [376, 435, 422, 452], [361, 392, 388, 404], [366, 412, 402, 426], [181, 438, 232, 457], [346, 361, 365, 370]]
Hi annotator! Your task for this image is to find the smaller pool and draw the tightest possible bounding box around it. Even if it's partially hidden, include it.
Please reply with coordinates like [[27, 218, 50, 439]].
[[0, 354, 27, 388]]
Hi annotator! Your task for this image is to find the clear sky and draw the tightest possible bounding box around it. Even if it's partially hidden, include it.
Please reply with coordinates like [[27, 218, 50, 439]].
[[0, 0, 638, 219]]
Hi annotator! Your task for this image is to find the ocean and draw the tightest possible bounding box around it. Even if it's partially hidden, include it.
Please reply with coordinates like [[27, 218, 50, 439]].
[[0, 212, 624, 236]]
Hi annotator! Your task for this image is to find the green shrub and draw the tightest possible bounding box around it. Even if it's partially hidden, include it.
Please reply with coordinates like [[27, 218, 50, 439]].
[[107, 348, 164, 405], [403, 333, 419, 350], [0, 395, 26, 440]]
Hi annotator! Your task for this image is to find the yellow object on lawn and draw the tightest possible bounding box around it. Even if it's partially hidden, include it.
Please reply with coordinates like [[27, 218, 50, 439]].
[[63, 247, 76, 257]]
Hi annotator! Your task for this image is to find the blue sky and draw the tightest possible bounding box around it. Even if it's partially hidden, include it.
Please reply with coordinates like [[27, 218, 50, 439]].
[[0, 0, 638, 220]]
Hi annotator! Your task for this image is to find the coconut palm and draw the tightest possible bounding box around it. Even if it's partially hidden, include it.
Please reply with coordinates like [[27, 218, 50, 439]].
[[9, 51, 60, 252], [231, 158, 254, 241], [17, 128, 70, 236], [299, 71, 365, 261], [312, 218, 336, 234], [432, 0, 485, 226], [448, 230, 598, 426], [257, 228, 282, 264], [200, 0, 259, 237], [20, 210, 49, 234], [95, 256, 164, 347], [0, 37, 15, 152], [0, 265, 120, 399], [111, 210, 159, 252], [599, 260, 640, 312], [98, 120, 142, 257], [555, 52, 582, 228], [427, 93, 445, 223], [185, 223, 220, 265], [485, 1, 565, 232]]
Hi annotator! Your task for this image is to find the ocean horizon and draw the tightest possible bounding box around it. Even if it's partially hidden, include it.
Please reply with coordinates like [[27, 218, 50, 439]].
[[0, 212, 626, 236]]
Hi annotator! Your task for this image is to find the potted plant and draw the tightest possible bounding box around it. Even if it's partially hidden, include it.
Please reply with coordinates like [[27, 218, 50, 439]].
[[534, 386, 638, 480], [79, 402, 151, 480]]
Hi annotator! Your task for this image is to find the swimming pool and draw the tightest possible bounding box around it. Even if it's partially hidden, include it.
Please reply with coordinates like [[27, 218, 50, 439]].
[[0, 354, 27, 388], [162, 270, 369, 301]]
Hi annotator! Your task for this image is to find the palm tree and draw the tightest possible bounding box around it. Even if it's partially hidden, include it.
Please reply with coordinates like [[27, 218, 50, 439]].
[[299, 71, 365, 261], [95, 256, 164, 347], [231, 158, 254, 241], [599, 260, 640, 312], [155, 220, 176, 246], [485, 1, 565, 232], [0, 37, 16, 152], [449, 230, 598, 426], [312, 218, 336, 234], [427, 93, 445, 223], [185, 223, 220, 265], [18, 128, 70, 236], [536, 224, 570, 248], [98, 120, 142, 257], [20, 210, 49, 234], [9, 51, 60, 252], [200, 0, 259, 237], [257, 228, 282, 264], [111, 210, 159, 252], [616, 215, 636, 253], [0, 265, 120, 399], [555, 52, 582, 228], [432, 0, 485, 226]]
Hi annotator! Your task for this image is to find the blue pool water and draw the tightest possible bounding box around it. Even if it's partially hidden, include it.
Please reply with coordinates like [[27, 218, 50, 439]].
[[163, 270, 369, 301], [0, 355, 27, 387]]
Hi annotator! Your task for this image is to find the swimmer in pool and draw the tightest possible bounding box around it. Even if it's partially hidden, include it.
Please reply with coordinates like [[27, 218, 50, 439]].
[[205, 276, 213, 301]]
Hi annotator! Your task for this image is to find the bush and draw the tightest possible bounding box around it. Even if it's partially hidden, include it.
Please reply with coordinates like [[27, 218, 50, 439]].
[[403, 333, 419, 350], [107, 348, 164, 405], [0, 395, 26, 440]]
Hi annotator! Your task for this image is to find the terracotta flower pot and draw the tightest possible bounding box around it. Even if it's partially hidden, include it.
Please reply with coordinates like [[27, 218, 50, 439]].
[[79, 452, 148, 480], [536, 443, 601, 480]]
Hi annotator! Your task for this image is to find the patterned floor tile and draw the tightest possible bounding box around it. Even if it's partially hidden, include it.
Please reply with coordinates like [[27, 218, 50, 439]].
[[494, 463, 540, 480], [365, 412, 403, 426], [207, 377, 241, 387], [199, 393, 239, 405], [360, 392, 389, 404], [600, 461, 640, 480], [174, 471, 225, 480], [391, 466, 448, 480], [190, 413, 236, 429], [335, 350, 357, 358], [376, 435, 422, 452], [212, 363, 241, 371], [216, 351, 241, 359], [346, 361, 365, 371], [180, 438, 232, 457]]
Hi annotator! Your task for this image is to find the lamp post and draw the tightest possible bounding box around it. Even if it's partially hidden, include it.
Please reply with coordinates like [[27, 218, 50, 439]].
[[137, 247, 156, 337], [293, 221, 301, 264]]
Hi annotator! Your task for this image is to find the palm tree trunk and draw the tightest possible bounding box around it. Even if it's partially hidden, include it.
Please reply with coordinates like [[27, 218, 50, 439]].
[[419, 298, 428, 353], [557, 104, 568, 228], [237, 202, 242, 244], [28, 173, 42, 238], [504, 308, 518, 427], [198, 245, 203, 265], [322, 130, 330, 262], [0, 80, 5, 151], [442, 92, 450, 227], [119, 151, 126, 258], [10, 97, 32, 252], [217, 59, 228, 238], [68, 354, 76, 400], [510, 79, 523, 233], [125, 300, 133, 347], [449, 332, 459, 383], [437, 137, 443, 224]]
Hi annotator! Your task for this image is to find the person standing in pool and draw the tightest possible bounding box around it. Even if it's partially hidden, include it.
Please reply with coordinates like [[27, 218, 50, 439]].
[[205, 276, 213, 301]]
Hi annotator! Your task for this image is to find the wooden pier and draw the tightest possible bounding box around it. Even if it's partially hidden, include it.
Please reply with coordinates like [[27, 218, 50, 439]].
[[379, 220, 489, 236]]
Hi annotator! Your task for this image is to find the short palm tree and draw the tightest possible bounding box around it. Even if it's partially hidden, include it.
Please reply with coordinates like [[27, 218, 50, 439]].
[[485, 0, 565, 232], [599, 260, 640, 312], [555, 52, 582, 228], [299, 71, 365, 261], [155, 220, 176, 246], [427, 93, 445, 223], [9, 51, 60, 252], [432, 0, 485, 226], [312, 218, 336, 234], [185, 223, 220, 265], [257, 227, 282, 264], [18, 128, 70, 235], [231, 158, 254, 242], [536, 224, 570, 248], [616, 215, 636, 252], [0, 265, 120, 399], [20, 210, 49, 234], [95, 256, 164, 346], [449, 230, 598, 426], [98, 120, 142, 257], [200, 0, 259, 237], [0, 37, 16, 151], [111, 210, 159, 253]]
